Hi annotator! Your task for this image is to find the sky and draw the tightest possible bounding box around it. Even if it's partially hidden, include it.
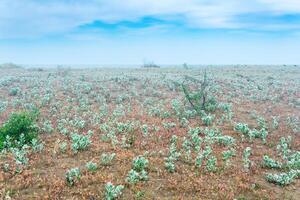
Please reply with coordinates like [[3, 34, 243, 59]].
[[1, 0, 300, 65]]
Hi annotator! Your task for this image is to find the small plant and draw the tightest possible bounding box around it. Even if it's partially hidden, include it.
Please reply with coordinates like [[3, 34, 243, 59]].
[[218, 103, 232, 117], [141, 124, 149, 137], [31, 138, 44, 152], [2, 163, 10, 172], [100, 105, 109, 117], [126, 169, 148, 184], [100, 123, 110, 133], [262, 155, 282, 169], [112, 105, 126, 118], [243, 147, 252, 172], [165, 160, 176, 173], [162, 122, 176, 129], [195, 145, 212, 168], [132, 156, 149, 171], [0, 101, 7, 114], [286, 151, 300, 169], [234, 123, 251, 141], [116, 121, 133, 134], [105, 182, 124, 200], [121, 134, 134, 149], [126, 156, 149, 184], [271, 116, 279, 130], [42, 120, 54, 134], [277, 136, 292, 160], [260, 128, 268, 144], [171, 99, 183, 117], [266, 170, 300, 186], [72, 117, 86, 129], [136, 191, 145, 199], [188, 127, 202, 151], [262, 135, 300, 185], [105, 130, 119, 147], [234, 122, 268, 143], [182, 137, 192, 162], [59, 141, 68, 153], [9, 87, 20, 96], [286, 116, 299, 134], [71, 133, 91, 153], [217, 135, 235, 147], [86, 161, 98, 172], [165, 135, 181, 172], [168, 135, 181, 160], [180, 117, 189, 127], [222, 149, 236, 167], [126, 169, 142, 184], [195, 152, 204, 168], [257, 116, 267, 129], [101, 152, 116, 166], [11, 145, 29, 166], [65, 167, 81, 186], [206, 155, 217, 172], [201, 113, 215, 126]]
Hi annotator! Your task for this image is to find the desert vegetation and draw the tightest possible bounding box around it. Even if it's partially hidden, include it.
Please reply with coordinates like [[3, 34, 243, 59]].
[[0, 65, 300, 199]]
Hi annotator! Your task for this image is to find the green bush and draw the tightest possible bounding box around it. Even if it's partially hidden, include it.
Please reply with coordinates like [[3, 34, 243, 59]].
[[71, 132, 91, 153], [65, 167, 81, 186], [9, 87, 20, 96], [105, 182, 124, 200], [0, 112, 38, 150]]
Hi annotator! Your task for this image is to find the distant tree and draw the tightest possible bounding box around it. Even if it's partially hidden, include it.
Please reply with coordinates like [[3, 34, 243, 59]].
[[142, 60, 160, 68]]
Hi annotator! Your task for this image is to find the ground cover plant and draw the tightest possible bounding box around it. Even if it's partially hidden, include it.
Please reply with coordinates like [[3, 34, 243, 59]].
[[0, 65, 300, 199]]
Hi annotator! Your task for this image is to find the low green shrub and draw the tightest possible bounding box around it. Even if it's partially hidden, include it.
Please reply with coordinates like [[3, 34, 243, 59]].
[[262, 155, 282, 169], [105, 182, 124, 200], [126, 156, 149, 184], [65, 167, 81, 186], [71, 132, 91, 153], [86, 161, 98, 172], [266, 170, 300, 186], [0, 112, 38, 150], [243, 147, 252, 172], [9, 87, 20, 96], [101, 152, 116, 166]]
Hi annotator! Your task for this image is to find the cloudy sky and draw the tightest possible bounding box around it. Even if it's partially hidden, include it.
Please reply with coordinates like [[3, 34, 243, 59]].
[[1, 0, 300, 65]]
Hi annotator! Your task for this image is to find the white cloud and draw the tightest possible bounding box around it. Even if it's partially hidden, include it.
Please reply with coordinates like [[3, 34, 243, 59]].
[[258, 0, 300, 13], [0, 0, 300, 39]]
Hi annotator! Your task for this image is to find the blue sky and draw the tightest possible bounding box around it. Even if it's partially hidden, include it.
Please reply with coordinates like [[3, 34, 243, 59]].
[[1, 0, 300, 65]]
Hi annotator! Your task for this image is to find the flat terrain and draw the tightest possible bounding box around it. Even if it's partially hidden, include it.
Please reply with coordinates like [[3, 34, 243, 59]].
[[0, 66, 300, 199]]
